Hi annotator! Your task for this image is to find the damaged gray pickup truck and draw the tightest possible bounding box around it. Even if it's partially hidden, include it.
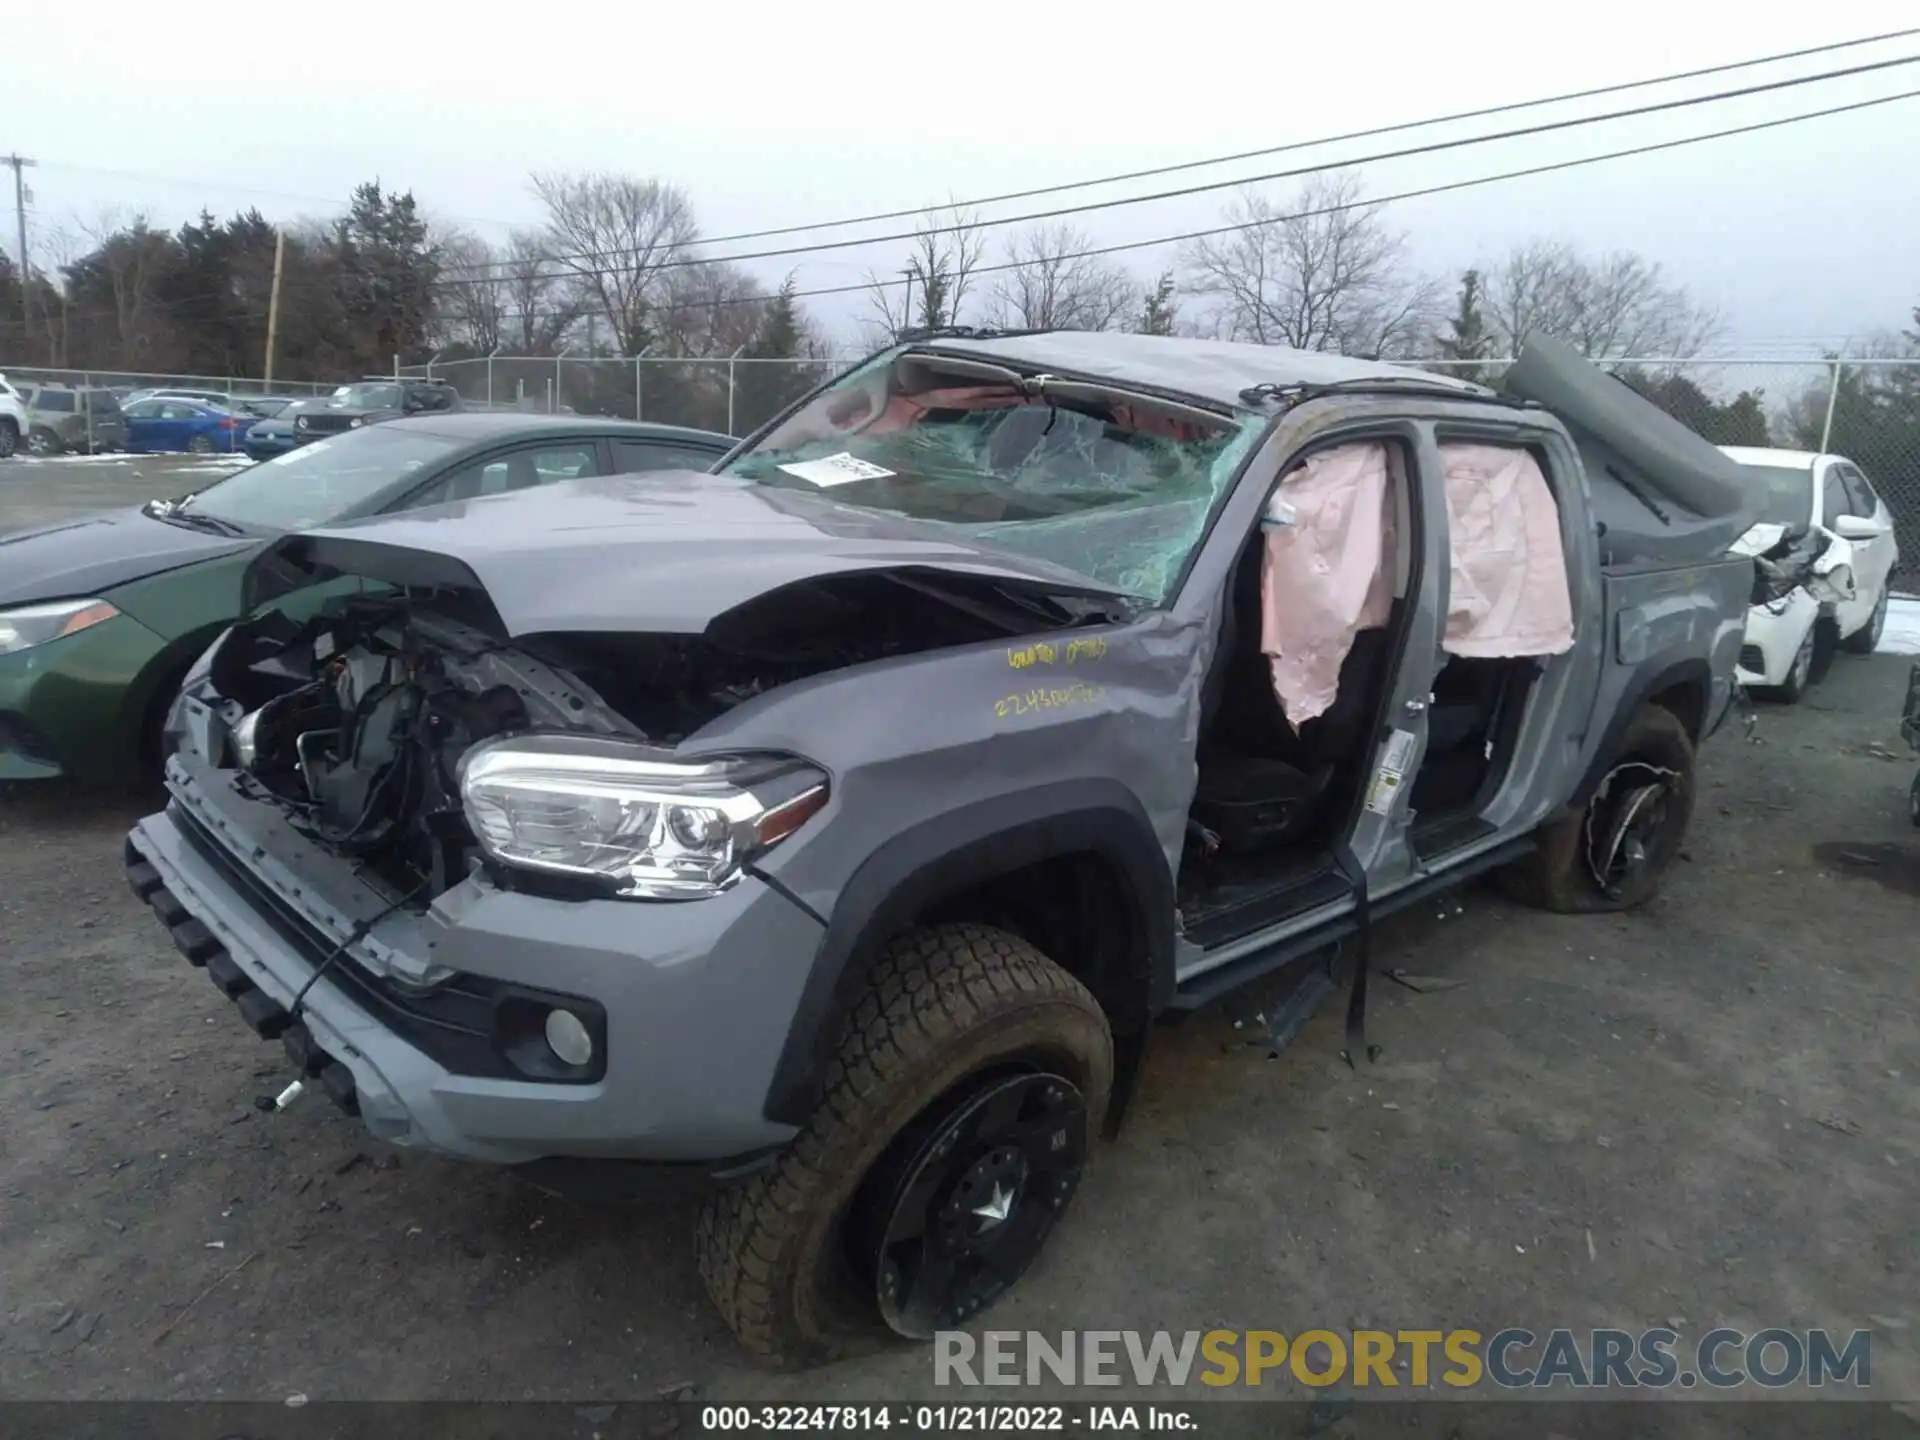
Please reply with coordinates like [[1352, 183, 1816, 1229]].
[[125, 329, 1762, 1365]]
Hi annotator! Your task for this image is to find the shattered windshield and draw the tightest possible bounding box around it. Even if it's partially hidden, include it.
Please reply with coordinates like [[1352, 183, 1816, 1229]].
[[720, 350, 1261, 603]]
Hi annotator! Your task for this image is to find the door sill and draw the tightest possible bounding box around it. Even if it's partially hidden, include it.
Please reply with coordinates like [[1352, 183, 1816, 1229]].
[[1411, 813, 1499, 862], [1170, 835, 1534, 1012]]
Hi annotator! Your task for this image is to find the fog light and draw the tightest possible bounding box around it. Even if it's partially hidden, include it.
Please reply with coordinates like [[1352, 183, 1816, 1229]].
[[544, 1008, 593, 1067]]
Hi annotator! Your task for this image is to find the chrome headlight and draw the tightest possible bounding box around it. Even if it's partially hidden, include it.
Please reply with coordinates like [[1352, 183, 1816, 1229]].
[[459, 735, 828, 900], [0, 598, 119, 656]]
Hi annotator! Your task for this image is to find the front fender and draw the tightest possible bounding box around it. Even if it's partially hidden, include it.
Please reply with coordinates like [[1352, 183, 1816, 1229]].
[[760, 778, 1174, 1127]]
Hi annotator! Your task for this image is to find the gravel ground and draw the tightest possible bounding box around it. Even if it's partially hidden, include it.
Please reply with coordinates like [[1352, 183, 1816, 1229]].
[[1, 458, 1917, 1408]]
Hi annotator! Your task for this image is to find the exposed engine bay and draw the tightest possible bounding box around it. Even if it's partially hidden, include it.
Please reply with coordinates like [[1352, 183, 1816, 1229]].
[[203, 571, 1109, 897]]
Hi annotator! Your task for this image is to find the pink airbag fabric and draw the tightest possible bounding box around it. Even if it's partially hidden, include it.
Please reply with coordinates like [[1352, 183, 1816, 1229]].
[[1436, 443, 1575, 658], [1258, 442, 1396, 724], [1258, 441, 1573, 725]]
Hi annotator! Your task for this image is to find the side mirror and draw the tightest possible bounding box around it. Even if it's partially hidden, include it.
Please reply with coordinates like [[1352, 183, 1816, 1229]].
[[1831, 513, 1889, 540]]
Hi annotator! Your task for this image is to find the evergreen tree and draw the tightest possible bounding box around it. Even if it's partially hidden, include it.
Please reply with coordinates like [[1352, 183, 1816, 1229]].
[[1435, 269, 1492, 383], [1138, 272, 1177, 336], [733, 276, 818, 434]]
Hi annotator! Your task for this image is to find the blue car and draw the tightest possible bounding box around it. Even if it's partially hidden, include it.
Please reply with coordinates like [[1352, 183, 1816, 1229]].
[[121, 397, 254, 454]]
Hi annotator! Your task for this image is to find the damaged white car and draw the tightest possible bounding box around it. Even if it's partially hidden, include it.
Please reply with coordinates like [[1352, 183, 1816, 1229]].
[[1723, 445, 1901, 702]]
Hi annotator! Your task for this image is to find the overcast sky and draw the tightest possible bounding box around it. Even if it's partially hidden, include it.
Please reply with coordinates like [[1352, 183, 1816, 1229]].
[[2, 3, 1916, 355]]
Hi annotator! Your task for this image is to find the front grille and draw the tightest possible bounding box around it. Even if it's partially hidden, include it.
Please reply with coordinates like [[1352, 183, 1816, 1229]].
[[164, 803, 604, 1083], [1738, 644, 1765, 672], [299, 413, 356, 435]]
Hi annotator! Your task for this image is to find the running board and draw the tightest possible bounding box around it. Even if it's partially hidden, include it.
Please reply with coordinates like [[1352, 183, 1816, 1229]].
[[1169, 835, 1534, 1012], [1265, 947, 1342, 1058]]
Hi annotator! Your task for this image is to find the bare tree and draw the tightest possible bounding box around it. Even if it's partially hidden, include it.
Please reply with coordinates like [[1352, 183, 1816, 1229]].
[[862, 205, 988, 342], [77, 208, 174, 367], [1182, 173, 1440, 357], [988, 223, 1137, 332], [531, 172, 698, 354], [654, 259, 765, 357], [434, 231, 508, 354], [31, 221, 82, 366], [498, 230, 582, 354], [1482, 240, 1721, 360]]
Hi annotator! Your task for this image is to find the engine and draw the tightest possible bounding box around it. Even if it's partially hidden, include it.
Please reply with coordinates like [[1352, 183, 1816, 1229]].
[[215, 597, 626, 896]]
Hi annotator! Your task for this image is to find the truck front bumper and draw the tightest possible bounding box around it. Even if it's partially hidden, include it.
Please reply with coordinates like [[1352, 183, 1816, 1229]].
[[124, 765, 820, 1169]]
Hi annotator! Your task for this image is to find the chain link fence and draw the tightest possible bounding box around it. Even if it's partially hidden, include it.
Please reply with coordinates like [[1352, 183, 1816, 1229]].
[[397, 355, 845, 437], [0, 364, 338, 399], [7, 349, 1915, 590], [1421, 356, 1920, 592]]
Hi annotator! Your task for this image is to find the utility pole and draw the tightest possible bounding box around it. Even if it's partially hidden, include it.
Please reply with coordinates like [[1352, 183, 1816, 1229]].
[[4, 154, 36, 336], [263, 228, 286, 385]]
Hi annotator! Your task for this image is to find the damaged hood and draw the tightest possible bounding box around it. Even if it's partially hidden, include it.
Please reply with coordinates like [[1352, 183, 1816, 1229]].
[[242, 470, 1131, 635]]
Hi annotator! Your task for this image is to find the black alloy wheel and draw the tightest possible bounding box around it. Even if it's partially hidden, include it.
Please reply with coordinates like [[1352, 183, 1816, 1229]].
[[854, 1069, 1089, 1339]]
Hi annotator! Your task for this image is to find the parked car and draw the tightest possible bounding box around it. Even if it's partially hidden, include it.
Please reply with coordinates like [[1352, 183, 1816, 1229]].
[[122, 387, 236, 409], [122, 330, 1761, 1363], [122, 397, 256, 454], [292, 377, 462, 445], [0, 415, 736, 783], [1721, 445, 1902, 702], [16, 383, 128, 455], [241, 399, 325, 461], [233, 395, 299, 419], [0, 374, 26, 459]]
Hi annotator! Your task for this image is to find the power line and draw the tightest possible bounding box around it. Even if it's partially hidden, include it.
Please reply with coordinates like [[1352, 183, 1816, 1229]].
[[638, 25, 1920, 251], [26, 86, 1920, 352], [31, 27, 1915, 254], [431, 51, 1920, 283], [24, 40, 1917, 327], [386, 85, 1920, 329]]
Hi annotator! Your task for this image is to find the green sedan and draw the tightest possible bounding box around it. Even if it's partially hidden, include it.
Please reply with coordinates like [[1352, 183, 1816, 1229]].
[[0, 413, 734, 784]]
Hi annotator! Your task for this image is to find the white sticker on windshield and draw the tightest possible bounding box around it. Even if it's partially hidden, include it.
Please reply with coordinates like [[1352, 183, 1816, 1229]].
[[777, 452, 894, 487]]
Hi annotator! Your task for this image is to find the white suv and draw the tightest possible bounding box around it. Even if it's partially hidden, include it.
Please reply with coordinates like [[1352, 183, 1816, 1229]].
[[0, 374, 26, 459]]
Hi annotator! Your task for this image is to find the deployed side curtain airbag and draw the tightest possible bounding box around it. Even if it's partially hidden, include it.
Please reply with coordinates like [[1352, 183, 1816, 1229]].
[[1259, 441, 1396, 725], [1257, 439, 1573, 729], [1437, 443, 1574, 658]]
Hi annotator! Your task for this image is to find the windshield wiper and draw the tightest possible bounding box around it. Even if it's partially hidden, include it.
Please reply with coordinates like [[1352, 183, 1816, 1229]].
[[148, 501, 247, 537]]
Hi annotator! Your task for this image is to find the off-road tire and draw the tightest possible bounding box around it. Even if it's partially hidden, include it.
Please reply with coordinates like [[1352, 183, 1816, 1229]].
[[697, 923, 1113, 1368], [1496, 702, 1695, 913], [26, 426, 62, 457], [0, 418, 18, 459], [1842, 592, 1888, 655]]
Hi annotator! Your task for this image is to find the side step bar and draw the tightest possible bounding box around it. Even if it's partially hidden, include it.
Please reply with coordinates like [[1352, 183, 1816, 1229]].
[[1170, 835, 1533, 1013]]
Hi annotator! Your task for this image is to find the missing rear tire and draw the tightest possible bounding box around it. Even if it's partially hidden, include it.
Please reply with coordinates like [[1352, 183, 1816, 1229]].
[[696, 923, 1112, 1368]]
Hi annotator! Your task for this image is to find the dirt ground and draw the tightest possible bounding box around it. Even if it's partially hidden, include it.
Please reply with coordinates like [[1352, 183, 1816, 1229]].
[[2, 459, 1918, 1407]]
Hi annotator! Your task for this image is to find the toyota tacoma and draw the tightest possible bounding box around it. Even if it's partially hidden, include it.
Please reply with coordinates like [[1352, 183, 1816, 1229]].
[[125, 329, 1762, 1365]]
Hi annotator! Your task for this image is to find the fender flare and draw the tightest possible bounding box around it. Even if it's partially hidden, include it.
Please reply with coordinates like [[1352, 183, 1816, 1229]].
[[1571, 657, 1712, 808], [760, 778, 1175, 1127]]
